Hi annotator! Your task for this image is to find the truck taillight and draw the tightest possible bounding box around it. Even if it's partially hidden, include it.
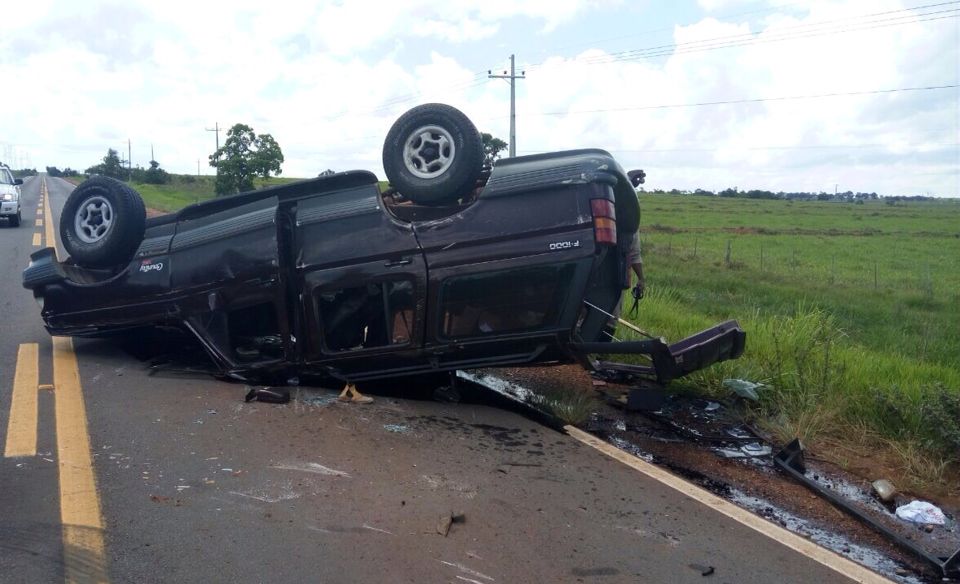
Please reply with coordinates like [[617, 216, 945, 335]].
[[590, 199, 617, 245]]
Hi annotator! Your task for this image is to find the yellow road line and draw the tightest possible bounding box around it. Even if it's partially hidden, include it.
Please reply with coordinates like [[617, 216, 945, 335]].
[[565, 426, 892, 584], [33, 232, 42, 247], [43, 179, 58, 259], [53, 336, 108, 583], [35, 219, 43, 227], [4, 343, 39, 457]]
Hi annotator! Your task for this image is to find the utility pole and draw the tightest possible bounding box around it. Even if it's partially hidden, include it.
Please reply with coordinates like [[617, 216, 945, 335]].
[[488, 54, 525, 157], [206, 122, 221, 152], [128, 138, 132, 176], [151, 144, 155, 163]]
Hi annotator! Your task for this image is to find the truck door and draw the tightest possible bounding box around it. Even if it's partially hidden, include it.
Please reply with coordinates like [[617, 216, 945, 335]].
[[295, 184, 427, 379], [413, 184, 601, 369], [168, 195, 287, 370]]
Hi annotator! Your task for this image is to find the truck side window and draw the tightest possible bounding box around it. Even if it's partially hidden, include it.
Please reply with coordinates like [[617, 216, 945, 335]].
[[440, 264, 575, 338], [318, 280, 414, 352]]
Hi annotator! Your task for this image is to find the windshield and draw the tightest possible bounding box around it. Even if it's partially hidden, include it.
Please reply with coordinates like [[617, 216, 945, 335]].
[[0, 170, 14, 185]]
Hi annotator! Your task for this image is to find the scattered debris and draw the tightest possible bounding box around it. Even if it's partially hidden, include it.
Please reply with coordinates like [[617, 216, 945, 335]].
[[715, 442, 772, 459], [722, 378, 763, 401], [895, 501, 946, 526], [38, 384, 54, 391], [871, 479, 898, 504], [439, 560, 494, 582], [362, 524, 394, 536], [624, 386, 668, 412], [244, 386, 290, 404], [437, 513, 453, 536], [433, 385, 461, 403], [229, 482, 301, 504], [437, 511, 466, 536], [383, 424, 409, 433], [301, 393, 340, 407], [270, 462, 351, 478], [688, 563, 715, 577], [775, 438, 960, 579]]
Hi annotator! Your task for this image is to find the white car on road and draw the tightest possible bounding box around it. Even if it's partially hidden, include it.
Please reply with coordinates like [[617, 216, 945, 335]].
[[0, 164, 24, 227]]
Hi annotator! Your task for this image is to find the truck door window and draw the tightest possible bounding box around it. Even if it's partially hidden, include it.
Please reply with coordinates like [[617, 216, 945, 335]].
[[440, 264, 575, 338], [318, 280, 414, 352]]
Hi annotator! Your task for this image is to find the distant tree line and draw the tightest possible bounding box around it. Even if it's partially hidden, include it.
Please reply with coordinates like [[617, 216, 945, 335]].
[[82, 148, 171, 184], [638, 186, 944, 202], [45, 166, 80, 177], [0, 162, 38, 178]]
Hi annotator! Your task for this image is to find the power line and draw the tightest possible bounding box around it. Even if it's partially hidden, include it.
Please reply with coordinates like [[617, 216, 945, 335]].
[[522, 2, 959, 70], [528, 84, 958, 117], [535, 0, 812, 56], [583, 12, 959, 66]]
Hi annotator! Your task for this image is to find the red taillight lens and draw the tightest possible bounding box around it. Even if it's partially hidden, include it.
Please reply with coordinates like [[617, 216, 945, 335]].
[[590, 199, 617, 245]]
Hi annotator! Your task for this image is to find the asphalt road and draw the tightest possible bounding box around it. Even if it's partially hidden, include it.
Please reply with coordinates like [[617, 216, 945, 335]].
[[0, 175, 883, 583]]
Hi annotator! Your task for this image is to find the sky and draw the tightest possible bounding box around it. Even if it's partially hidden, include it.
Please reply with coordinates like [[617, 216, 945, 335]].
[[1, 0, 958, 197]]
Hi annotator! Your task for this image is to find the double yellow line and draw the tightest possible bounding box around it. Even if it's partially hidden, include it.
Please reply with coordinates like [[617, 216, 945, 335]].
[[5, 177, 109, 582]]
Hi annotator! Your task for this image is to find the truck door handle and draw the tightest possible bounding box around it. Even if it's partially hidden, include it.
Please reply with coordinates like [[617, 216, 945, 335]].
[[384, 257, 413, 267]]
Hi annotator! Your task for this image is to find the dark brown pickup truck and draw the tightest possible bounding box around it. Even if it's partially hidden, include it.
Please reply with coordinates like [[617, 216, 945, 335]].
[[23, 104, 743, 384]]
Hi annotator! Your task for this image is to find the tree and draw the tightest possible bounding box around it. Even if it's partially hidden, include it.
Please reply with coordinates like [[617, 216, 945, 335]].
[[480, 132, 508, 167], [143, 160, 170, 185], [209, 123, 284, 195], [85, 148, 126, 179]]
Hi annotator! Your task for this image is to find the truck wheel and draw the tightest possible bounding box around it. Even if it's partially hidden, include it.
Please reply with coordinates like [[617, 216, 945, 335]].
[[60, 176, 145, 268], [382, 103, 483, 205], [9, 211, 20, 227]]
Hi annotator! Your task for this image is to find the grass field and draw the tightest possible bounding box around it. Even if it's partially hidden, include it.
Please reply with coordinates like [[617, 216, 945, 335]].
[[128, 175, 302, 212], [619, 194, 960, 490]]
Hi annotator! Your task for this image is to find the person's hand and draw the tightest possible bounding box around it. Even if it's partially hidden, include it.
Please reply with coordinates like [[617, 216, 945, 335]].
[[631, 280, 645, 301]]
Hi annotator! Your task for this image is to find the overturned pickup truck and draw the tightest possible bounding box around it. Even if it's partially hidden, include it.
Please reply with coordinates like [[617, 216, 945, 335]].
[[23, 104, 744, 384]]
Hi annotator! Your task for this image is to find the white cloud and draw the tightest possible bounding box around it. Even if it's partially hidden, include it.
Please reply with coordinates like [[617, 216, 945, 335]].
[[0, 0, 956, 197]]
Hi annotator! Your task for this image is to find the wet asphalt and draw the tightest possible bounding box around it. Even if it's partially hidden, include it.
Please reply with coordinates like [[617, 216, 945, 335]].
[[0, 175, 875, 583]]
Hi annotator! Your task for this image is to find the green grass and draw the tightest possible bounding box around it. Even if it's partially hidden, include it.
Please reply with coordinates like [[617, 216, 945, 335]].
[[127, 175, 303, 213], [617, 195, 960, 483]]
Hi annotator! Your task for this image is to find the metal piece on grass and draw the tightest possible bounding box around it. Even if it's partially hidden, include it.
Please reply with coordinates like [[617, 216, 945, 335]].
[[774, 439, 959, 579]]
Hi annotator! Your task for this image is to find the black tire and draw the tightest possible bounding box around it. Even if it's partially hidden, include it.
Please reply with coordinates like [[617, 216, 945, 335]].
[[60, 176, 145, 268], [9, 211, 20, 227], [382, 103, 483, 205]]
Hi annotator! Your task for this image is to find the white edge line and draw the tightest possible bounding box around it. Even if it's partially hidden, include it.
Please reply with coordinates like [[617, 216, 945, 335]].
[[564, 425, 893, 584]]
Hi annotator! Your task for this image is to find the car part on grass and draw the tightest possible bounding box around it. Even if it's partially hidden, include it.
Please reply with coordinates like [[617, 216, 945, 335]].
[[774, 439, 960, 579], [871, 479, 898, 504], [572, 319, 746, 384], [382, 103, 483, 205]]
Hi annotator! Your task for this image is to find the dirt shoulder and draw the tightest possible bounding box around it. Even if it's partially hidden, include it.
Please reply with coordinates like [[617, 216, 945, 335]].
[[484, 364, 959, 582]]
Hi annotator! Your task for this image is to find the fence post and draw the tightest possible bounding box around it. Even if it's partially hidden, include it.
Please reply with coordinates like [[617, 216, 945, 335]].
[[725, 240, 732, 266]]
